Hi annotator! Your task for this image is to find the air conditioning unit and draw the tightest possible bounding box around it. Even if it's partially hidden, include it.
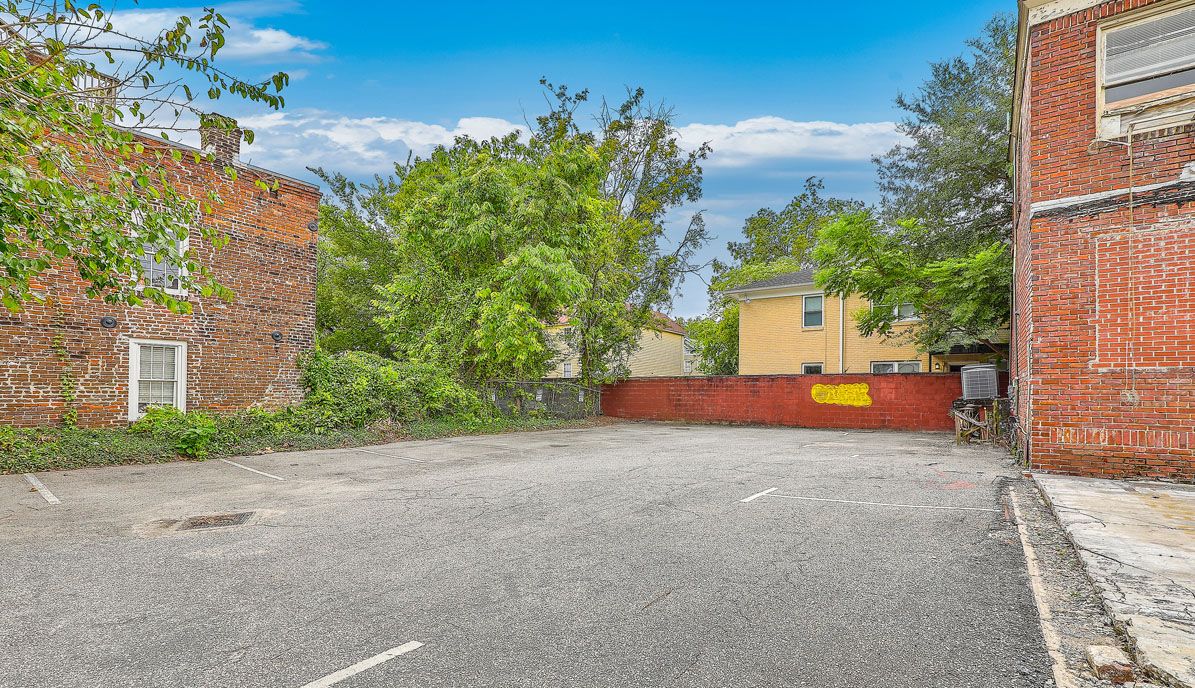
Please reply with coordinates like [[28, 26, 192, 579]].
[[960, 364, 999, 400]]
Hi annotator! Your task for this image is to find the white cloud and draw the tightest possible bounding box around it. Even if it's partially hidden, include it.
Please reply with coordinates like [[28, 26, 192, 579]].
[[678, 117, 904, 167], [228, 110, 529, 176], [107, 6, 326, 62]]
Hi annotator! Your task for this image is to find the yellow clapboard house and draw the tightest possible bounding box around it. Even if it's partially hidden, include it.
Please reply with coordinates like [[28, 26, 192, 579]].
[[726, 270, 995, 375], [544, 311, 700, 379]]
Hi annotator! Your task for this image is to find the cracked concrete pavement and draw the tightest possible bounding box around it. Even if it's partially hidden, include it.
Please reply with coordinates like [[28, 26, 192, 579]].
[[1, 423, 1054, 687], [1036, 475, 1195, 687]]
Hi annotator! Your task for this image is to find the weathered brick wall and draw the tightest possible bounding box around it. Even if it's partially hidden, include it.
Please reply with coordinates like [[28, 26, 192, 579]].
[[600, 374, 996, 432], [1013, 0, 1195, 481], [0, 130, 319, 428]]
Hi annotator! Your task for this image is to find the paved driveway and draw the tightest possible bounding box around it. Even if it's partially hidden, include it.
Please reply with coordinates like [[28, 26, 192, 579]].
[[0, 423, 1050, 687]]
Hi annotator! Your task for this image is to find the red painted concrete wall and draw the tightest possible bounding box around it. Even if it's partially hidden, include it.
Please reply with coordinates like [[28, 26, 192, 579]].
[[601, 374, 989, 432]]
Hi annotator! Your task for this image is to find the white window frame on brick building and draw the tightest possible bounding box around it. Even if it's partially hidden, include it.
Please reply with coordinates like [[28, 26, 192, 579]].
[[802, 294, 824, 328], [871, 360, 921, 374], [128, 338, 187, 420], [802, 363, 824, 375], [1098, 1, 1195, 137], [131, 210, 189, 297]]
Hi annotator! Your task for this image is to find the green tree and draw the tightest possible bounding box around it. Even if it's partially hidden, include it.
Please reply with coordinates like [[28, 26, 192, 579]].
[[813, 210, 1010, 354], [813, 13, 1016, 355], [317, 81, 711, 385], [373, 136, 618, 382], [310, 170, 402, 355], [873, 13, 1015, 252], [1, 2, 291, 313], [687, 178, 860, 375]]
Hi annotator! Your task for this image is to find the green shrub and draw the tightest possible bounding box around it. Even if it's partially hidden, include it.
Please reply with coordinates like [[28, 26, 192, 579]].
[[299, 350, 487, 427]]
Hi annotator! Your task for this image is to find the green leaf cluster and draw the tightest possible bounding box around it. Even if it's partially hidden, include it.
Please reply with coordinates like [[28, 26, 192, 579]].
[[315, 82, 712, 385], [1, 2, 292, 311], [813, 210, 1011, 354]]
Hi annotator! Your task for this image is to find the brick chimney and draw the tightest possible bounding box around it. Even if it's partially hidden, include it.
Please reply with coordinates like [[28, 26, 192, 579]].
[[199, 113, 242, 163]]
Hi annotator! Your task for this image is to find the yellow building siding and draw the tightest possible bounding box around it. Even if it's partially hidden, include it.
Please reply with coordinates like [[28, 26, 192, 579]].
[[624, 329, 685, 377], [738, 291, 930, 375], [543, 324, 686, 379]]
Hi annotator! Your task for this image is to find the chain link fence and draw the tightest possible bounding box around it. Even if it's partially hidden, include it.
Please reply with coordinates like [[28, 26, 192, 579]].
[[485, 380, 601, 419]]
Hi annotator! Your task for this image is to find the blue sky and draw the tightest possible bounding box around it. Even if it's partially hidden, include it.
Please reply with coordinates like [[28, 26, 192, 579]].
[[117, 0, 1009, 317]]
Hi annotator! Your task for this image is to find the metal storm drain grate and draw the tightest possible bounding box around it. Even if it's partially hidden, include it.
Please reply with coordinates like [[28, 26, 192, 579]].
[[177, 512, 254, 531]]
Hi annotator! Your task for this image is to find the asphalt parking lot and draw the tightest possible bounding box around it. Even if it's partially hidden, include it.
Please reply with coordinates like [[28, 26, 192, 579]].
[[0, 422, 1051, 687]]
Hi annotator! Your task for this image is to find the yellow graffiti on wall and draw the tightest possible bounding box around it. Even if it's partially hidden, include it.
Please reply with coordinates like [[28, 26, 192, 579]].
[[811, 383, 873, 407]]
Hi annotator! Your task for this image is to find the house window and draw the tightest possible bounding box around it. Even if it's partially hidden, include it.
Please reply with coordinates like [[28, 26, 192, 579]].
[[139, 242, 184, 293], [684, 360, 693, 374], [1100, 4, 1195, 134], [803, 363, 823, 375], [871, 302, 919, 322], [803, 295, 824, 328], [872, 360, 922, 374], [562, 362, 573, 378], [128, 339, 186, 419]]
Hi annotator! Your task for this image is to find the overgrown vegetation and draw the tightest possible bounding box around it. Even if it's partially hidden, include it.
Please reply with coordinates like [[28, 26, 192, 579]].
[[314, 81, 711, 386], [0, 351, 599, 474]]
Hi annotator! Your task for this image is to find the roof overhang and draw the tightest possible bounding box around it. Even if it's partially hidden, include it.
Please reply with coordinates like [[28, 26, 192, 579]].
[[726, 283, 820, 301]]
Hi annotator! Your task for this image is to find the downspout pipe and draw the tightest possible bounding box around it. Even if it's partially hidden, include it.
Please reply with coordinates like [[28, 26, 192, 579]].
[[839, 295, 845, 373]]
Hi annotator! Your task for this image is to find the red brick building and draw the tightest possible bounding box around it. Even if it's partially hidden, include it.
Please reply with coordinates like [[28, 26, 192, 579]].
[[0, 120, 319, 427], [1012, 0, 1195, 480]]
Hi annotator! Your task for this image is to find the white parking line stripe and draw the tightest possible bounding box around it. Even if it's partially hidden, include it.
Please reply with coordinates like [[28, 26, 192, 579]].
[[756, 492, 998, 512], [351, 448, 426, 463], [23, 474, 60, 504], [219, 459, 286, 482], [299, 641, 423, 688], [739, 487, 778, 503]]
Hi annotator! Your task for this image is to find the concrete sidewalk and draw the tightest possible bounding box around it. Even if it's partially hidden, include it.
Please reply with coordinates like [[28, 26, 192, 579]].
[[1036, 475, 1195, 687]]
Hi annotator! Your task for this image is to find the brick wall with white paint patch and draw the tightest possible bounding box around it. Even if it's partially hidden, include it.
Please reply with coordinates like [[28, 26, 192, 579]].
[[1012, 0, 1195, 481], [0, 123, 319, 428]]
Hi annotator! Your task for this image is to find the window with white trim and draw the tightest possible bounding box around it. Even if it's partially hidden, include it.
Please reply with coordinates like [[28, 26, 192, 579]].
[[871, 301, 919, 323], [803, 294, 824, 328], [871, 360, 922, 374], [803, 363, 823, 375], [129, 339, 186, 419], [1100, 3, 1195, 136], [684, 360, 693, 374], [131, 210, 188, 296], [562, 362, 573, 378], [138, 242, 185, 293]]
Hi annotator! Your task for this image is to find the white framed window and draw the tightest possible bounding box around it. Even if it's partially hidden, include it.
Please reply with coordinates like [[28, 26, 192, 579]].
[[131, 210, 189, 296], [138, 239, 187, 294], [803, 294, 824, 328], [684, 360, 693, 374], [128, 339, 187, 420], [803, 363, 824, 375], [562, 362, 573, 378], [872, 360, 922, 374], [1099, 2, 1195, 136], [871, 302, 920, 323]]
